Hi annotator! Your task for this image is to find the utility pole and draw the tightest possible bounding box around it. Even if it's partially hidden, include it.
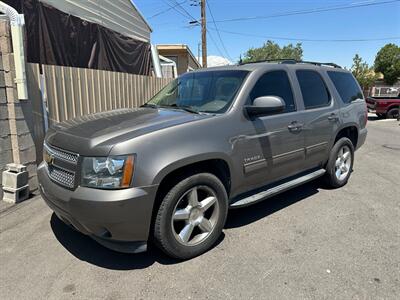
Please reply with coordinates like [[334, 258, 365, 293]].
[[189, 0, 207, 67], [197, 42, 201, 64], [201, 0, 207, 68]]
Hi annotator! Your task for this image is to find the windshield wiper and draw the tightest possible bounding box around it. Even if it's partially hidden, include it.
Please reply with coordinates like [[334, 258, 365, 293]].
[[177, 105, 200, 114], [169, 104, 199, 114], [141, 103, 159, 109], [143, 103, 199, 114]]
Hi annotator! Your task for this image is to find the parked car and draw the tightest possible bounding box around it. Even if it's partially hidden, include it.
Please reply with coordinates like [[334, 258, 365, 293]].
[[38, 60, 368, 259], [366, 94, 400, 119]]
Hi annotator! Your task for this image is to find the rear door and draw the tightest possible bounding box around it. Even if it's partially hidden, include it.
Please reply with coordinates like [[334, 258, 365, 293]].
[[294, 69, 340, 169]]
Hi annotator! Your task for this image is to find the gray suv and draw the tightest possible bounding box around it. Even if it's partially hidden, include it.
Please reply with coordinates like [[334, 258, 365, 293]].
[[38, 60, 368, 259]]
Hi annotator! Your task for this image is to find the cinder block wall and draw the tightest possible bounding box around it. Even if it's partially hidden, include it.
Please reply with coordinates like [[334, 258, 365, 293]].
[[0, 52, 14, 199], [0, 19, 38, 197]]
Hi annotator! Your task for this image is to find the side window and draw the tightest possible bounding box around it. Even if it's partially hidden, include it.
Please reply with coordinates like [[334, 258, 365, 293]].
[[327, 71, 364, 104], [250, 70, 296, 113], [296, 70, 330, 109]]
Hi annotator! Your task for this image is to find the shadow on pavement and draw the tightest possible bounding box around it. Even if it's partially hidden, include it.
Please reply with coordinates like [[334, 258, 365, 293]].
[[368, 115, 399, 122], [50, 214, 175, 270], [368, 115, 381, 121], [225, 180, 320, 229], [51, 179, 322, 269], [50, 213, 225, 270]]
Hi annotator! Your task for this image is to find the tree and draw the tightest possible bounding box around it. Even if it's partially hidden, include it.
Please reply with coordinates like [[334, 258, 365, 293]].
[[241, 40, 303, 63], [350, 54, 377, 90], [374, 43, 400, 85]]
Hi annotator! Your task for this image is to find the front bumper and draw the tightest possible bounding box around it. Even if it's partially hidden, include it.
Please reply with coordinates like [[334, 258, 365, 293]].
[[38, 163, 158, 253], [366, 101, 376, 111]]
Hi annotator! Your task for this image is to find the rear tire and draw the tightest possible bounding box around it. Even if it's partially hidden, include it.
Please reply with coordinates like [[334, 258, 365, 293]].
[[387, 107, 399, 119], [324, 137, 354, 188], [154, 173, 228, 260]]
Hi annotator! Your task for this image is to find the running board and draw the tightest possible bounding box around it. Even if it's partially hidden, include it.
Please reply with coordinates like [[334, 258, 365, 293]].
[[230, 169, 326, 208]]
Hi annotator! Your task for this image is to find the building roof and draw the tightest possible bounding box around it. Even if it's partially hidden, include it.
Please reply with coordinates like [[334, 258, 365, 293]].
[[157, 44, 201, 68], [40, 0, 152, 42]]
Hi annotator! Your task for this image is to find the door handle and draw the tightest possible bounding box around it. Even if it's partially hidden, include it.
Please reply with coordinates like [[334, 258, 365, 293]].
[[328, 113, 339, 121], [288, 121, 303, 131]]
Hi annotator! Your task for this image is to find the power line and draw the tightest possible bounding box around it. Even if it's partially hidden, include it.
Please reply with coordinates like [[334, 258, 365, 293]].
[[166, 0, 229, 65], [208, 0, 400, 23], [160, 0, 194, 21], [208, 27, 400, 42], [176, 0, 197, 20], [168, 0, 198, 21], [206, 0, 233, 61], [206, 29, 226, 58], [148, 1, 188, 19]]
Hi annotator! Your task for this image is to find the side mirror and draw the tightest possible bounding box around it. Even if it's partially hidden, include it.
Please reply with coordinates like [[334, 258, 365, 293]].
[[244, 96, 286, 117]]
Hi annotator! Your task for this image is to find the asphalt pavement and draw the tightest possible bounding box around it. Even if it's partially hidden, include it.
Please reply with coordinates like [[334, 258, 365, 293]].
[[1, 115, 399, 300]]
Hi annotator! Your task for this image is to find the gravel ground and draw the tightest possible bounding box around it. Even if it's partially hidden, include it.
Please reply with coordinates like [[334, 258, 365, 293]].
[[1, 116, 399, 300]]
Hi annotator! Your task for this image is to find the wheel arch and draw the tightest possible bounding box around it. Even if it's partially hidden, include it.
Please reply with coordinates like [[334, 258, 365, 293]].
[[333, 124, 359, 149], [387, 104, 400, 111], [153, 153, 233, 187], [149, 155, 232, 235]]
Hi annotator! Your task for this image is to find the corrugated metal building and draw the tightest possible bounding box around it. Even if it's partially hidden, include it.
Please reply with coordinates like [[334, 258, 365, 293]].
[[5, 0, 153, 75], [41, 0, 152, 42]]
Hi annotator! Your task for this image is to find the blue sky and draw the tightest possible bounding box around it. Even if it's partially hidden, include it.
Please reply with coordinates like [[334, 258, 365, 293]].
[[135, 0, 400, 68]]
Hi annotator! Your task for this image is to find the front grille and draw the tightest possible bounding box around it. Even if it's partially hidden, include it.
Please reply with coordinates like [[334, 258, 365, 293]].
[[44, 142, 79, 164], [48, 165, 75, 189], [44, 142, 79, 189]]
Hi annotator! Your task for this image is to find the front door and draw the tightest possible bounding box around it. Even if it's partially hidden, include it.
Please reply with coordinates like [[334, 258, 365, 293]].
[[237, 70, 306, 191]]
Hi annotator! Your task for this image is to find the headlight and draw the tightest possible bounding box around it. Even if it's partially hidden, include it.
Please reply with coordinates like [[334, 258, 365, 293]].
[[81, 155, 134, 189]]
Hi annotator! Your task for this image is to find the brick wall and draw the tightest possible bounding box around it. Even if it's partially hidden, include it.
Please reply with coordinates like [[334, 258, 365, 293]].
[[0, 19, 38, 197]]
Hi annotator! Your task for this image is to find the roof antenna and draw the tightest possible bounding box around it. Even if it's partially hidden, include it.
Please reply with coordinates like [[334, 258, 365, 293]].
[[238, 55, 243, 65]]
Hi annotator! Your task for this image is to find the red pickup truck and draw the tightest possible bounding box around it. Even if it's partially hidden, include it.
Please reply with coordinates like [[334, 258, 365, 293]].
[[366, 95, 400, 119]]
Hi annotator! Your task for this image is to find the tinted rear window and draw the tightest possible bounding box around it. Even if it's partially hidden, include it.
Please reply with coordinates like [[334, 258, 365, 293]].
[[327, 71, 363, 103], [296, 70, 330, 109]]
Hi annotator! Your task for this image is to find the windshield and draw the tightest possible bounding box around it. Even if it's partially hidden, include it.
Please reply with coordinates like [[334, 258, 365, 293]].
[[146, 70, 249, 113]]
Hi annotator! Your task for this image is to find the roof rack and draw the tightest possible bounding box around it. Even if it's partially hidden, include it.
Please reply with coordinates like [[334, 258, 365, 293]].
[[238, 59, 342, 69], [300, 61, 342, 68], [239, 58, 297, 65]]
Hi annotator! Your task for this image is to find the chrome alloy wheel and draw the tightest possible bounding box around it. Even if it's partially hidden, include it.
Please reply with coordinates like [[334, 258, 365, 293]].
[[335, 145, 352, 181], [171, 186, 220, 246]]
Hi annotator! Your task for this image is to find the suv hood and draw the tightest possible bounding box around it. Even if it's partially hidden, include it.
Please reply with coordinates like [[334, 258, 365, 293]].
[[46, 108, 209, 156]]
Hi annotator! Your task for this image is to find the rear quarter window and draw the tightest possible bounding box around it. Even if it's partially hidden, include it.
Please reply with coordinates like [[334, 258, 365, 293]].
[[327, 71, 364, 104]]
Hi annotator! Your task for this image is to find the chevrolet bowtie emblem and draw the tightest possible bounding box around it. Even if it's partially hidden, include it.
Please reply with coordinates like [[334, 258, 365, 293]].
[[44, 151, 54, 165]]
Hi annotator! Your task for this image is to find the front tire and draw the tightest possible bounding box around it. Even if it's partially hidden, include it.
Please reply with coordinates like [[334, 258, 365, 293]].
[[154, 173, 228, 259], [324, 137, 354, 188]]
